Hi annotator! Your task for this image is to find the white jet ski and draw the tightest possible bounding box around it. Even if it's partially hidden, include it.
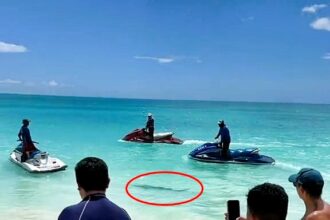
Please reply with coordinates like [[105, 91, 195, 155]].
[[10, 143, 67, 173]]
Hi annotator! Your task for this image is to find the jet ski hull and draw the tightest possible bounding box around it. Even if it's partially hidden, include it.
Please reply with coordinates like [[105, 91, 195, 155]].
[[10, 147, 67, 173], [189, 143, 275, 165], [123, 128, 183, 145]]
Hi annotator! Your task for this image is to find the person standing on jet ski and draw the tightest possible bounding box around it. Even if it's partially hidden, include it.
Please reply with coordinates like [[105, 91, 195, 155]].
[[18, 119, 37, 162], [145, 113, 154, 141], [214, 120, 231, 159]]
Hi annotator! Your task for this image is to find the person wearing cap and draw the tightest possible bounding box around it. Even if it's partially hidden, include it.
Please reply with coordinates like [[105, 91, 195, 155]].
[[288, 168, 330, 220], [214, 120, 231, 159], [145, 113, 154, 141], [18, 119, 37, 162]]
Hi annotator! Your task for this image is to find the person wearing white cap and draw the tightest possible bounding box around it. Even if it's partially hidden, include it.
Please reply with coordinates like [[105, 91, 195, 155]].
[[145, 113, 154, 141], [288, 168, 330, 220], [214, 120, 231, 159]]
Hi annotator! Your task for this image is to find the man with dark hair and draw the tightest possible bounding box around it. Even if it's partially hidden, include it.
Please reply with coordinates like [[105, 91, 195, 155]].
[[237, 183, 288, 220], [18, 119, 37, 162], [289, 168, 330, 220], [58, 157, 131, 220], [215, 120, 231, 159]]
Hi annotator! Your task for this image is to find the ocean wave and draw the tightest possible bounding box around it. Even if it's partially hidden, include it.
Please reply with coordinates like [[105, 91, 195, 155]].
[[275, 161, 330, 181]]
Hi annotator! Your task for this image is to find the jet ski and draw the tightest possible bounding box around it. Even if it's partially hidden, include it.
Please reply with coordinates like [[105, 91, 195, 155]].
[[122, 128, 183, 145], [10, 143, 67, 173], [189, 142, 275, 165]]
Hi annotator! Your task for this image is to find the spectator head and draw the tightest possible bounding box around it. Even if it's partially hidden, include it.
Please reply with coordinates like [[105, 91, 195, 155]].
[[246, 183, 288, 220], [22, 119, 30, 126], [288, 168, 324, 199], [218, 120, 225, 128], [75, 157, 110, 197]]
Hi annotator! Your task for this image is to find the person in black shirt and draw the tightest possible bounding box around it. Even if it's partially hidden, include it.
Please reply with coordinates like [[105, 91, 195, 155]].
[[18, 119, 36, 162], [145, 113, 154, 141]]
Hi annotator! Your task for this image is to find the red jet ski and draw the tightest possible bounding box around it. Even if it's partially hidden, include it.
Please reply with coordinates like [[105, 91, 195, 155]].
[[122, 128, 183, 145]]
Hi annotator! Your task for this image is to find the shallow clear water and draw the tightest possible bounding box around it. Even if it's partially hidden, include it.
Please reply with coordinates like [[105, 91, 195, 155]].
[[0, 94, 329, 220]]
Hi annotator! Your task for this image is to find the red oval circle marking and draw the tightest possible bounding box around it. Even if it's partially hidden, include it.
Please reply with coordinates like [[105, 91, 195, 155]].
[[125, 170, 204, 206]]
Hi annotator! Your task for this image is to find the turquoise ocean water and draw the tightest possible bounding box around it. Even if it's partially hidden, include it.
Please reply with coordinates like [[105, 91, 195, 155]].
[[0, 94, 329, 220]]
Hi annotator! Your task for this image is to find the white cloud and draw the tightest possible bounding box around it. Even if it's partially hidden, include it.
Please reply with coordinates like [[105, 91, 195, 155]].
[[48, 80, 59, 87], [134, 55, 202, 64], [310, 17, 330, 31], [322, 53, 330, 60], [0, 41, 27, 53], [158, 58, 174, 63], [0, 79, 73, 89], [41, 80, 73, 87], [302, 4, 327, 14], [134, 56, 175, 63], [0, 79, 22, 84]]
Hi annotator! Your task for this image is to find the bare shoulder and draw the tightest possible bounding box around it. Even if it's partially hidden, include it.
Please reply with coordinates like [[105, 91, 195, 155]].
[[306, 210, 330, 220]]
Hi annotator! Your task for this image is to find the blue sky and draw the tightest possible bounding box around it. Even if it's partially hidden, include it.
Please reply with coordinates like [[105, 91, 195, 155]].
[[0, 0, 329, 103]]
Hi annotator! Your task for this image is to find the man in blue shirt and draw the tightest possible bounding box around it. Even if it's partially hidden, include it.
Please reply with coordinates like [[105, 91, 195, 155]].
[[215, 120, 231, 159], [58, 157, 131, 220], [18, 119, 37, 162]]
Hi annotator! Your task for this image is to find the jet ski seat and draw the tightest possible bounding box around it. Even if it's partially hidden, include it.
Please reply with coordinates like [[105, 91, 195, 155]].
[[154, 132, 173, 140]]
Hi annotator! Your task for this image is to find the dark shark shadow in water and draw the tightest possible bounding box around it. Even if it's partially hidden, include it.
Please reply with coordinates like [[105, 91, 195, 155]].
[[133, 184, 189, 192]]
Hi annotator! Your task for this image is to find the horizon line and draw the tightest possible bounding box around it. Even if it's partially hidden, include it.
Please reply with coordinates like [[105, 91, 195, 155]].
[[1, 92, 329, 106]]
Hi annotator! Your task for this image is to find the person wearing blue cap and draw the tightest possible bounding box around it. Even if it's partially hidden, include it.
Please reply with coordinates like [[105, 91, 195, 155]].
[[288, 168, 330, 220], [214, 120, 231, 159]]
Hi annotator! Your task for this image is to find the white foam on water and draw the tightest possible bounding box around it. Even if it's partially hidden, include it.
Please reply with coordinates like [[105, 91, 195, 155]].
[[275, 161, 330, 182], [316, 142, 330, 148], [181, 155, 189, 161], [275, 161, 302, 172], [182, 140, 207, 145]]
